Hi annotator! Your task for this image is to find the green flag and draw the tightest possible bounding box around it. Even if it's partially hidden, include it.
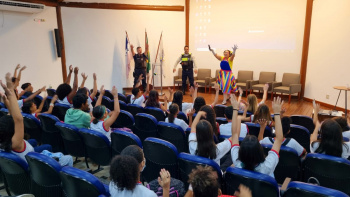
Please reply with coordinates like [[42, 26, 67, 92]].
[[146, 31, 151, 73]]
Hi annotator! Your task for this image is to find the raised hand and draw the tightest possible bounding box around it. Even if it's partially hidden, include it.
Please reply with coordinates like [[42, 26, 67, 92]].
[[15, 64, 21, 70], [93, 73, 97, 81], [188, 108, 195, 117], [263, 83, 269, 91], [230, 94, 239, 109], [197, 111, 207, 118], [130, 44, 134, 49], [272, 97, 284, 114], [189, 86, 194, 94], [168, 87, 174, 94], [257, 119, 268, 128], [238, 87, 243, 95], [157, 169, 171, 189], [0, 79, 12, 97], [234, 184, 252, 197], [194, 83, 199, 89], [100, 85, 105, 95], [69, 65, 73, 73], [74, 67, 79, 74], [40, 86, 46, 92], [20, 66, 27, 71], [5, 73, 14, 90], [164, 95, 168, 102], [214, 83, 219, 92], [111, 86, 118, 96], [81, 73, 88, 80]]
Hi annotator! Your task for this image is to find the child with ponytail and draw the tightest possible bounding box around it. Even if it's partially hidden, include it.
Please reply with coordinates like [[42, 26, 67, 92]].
[[165, 103, 189, 131]]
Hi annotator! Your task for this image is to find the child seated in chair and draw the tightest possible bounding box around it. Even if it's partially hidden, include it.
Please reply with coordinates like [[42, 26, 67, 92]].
[[219, 106, 248, 138], [166, 103, 189, 131], [56, 66, 78, 108], [130, 74, 150, 107], [21, 95, 58, 119]]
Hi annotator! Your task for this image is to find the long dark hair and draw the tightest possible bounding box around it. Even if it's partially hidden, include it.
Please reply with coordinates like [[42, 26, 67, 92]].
[[193, 97, 206, 113], [199, 105, 218, 137], [172, 91, 183, 112], [313, 119, 348, 157], [92, 105, 106, 124], [332, 117, 348, 132], [145, 90, 160, 108], [110, 155, 139, 191], [168, 103, 179, 123], [252, 104, 272, 123], [0, 115, 15, 152], [238, 135, 265, 171], [195, 120, 217, 160], [22, 101, 34, 114]]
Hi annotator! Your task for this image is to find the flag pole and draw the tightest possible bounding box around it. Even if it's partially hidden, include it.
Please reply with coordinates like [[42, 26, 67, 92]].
[[153, 32, 163, 89]]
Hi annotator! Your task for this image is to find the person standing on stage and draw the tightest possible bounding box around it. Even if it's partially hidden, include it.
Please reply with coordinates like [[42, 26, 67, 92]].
[[131, 44, 149, 90], [173, 46, 198, 95], [208, 44, 238, 105]]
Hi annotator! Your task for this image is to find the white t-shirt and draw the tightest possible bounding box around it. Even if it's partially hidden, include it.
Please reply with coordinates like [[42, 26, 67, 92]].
[[109, 182, 157, 197], [342, 131, 350, 139], [310, 141, 350, 159], [87, 96, 94, 112], [168, 102, 193, 114], [130, 95, 146, 107], [11, 140, 34, 162], [260, 137, 305, 156], [219, 122, 248, 138], [188, 133, 232, 166], [165, 117, 189, 131], [231, 145, 279, 178], [90, 121, 111, 141], [17, 99, 24, 108], [57, 96, 73, 108]]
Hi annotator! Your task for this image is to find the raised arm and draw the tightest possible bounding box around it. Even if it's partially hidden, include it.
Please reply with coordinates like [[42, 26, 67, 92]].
[[25, 86, 46, 102], [240, 101, 251, 122], [230, 44, 238, 62], [158, 169, 171, 197], [16, 66, 27, 88], [271, 97, 284, 153], [13, 64, 20, 78], [237, 87, 243, 104], [67, 67, 79, 102], [43, 95, 58, 114], [104, 86, 120, 129], [130, 44, 135, 57], [160, 95, 168, 112], [208, 45, 222, 61], [311, 101, 321, 143], [95, 85, 105, 107], [35, 96, 47, 113], [65, 65, 73, 84], [79, 73, 88, 89], [168, 88, 174, 103], [210, 83, 220, 106], [90, 73, 98, 99], [230, 94, 239, 144], [1, 73, 24, 151], [257, 119, 268, 141], [190, 111, 206, 133], [261, 84, 269, 104]]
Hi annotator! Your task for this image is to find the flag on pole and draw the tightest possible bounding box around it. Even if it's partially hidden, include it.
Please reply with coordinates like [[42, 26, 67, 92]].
[[125, 34, 132, 79], [145, 31, 151, 74], [159, 33, 165, 78]]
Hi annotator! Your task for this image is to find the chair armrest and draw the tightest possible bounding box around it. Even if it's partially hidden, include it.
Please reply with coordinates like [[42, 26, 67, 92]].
[[266, 82, 274, 91], [205, 77, 212, 85], [249, 80, 259, 86], [194, 77, 198, 80], [290, 84, 301, 93], [210, 77, 217, 82], [173, 76, 179, 81], [272, 82, 282, 90]]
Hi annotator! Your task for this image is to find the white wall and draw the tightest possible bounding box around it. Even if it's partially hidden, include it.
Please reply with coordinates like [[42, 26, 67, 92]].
[[189, 0, 307, 82], [61, 6, 185, 92], [0, 7, 62, 92], [305, 0, 350, 109]]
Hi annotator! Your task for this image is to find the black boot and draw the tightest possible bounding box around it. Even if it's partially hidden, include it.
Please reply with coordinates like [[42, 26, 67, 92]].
[[182, 87, 186, 95]]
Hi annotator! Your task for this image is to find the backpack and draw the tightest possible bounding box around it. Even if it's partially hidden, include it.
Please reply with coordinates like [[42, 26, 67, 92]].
[[146, 177, 186, 197]]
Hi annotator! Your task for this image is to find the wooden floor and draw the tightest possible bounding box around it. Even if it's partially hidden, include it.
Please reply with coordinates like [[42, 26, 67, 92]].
[[124, 87, 332, 117]]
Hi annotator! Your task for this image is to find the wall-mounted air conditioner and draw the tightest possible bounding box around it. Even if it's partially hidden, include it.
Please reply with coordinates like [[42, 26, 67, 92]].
[[0, 0, 45, 14]]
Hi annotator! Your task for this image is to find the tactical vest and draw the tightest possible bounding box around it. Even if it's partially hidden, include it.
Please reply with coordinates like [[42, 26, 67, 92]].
[[181, 53, 194, 69], [135, 54, 146, 69]]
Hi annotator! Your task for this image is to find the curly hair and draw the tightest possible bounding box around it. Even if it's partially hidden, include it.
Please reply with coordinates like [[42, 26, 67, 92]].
[[110, 155, 140, 191], [199, 105, 218, 136], [193, 97, 206, 113], [145, 90, 160, 108], [0, 115, 15, 152], [56, 83, 72, 100], [188, 166, 219, 197]]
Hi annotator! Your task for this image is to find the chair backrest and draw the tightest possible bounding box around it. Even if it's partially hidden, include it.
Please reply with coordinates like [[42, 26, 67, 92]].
[[79, 128, 112, 166], [0, 151, 30, 195], [25, 152, 63, 197], [178, 67, 183, 77], [302, 153, 350, 195], [261, 144, 301, 184], [126, 95, 132, 104], [101, 96, 113, 110], [55, 122, 86, 158], [46, 88, 56, 97], [215, 69, 220, 78], [245, 122, 273, 138], [33, 95, 43, 110], [38, 114, 64, 152], [225, 167, 279, 197], [290, 115, 314, 134], [60, 166, 109, 197], [103, 90, 114, 100], [238, 110, 253, 117], [197, 68, 211, 80], [0, 108, 9, 118], [157, 122, 187, 153], [237, 70, 253, 83], [286, 124, 310, 152], [119, 100, 128, 111], [177, 111, 188, 124], [216, 117, 228, 125], [145, 107, 166, 122], [52, 103, 70, 121], [178, 152, 222, 189], [259, 72, 276, 84], [134, 113, 158, 142], [127, 104, 145, 117], [111, 110, 134, 129], [111, 129, 142, 157], [214, 105, 226, 118], [282, 73, 300, 86], [118, 93, 127, 103], [283, 181, 349, 197], [22, 113, 42, 143], [143, 138, 179, 182], [0, 102, 5, 109]]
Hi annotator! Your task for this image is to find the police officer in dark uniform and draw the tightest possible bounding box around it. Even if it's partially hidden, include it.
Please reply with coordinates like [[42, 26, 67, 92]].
[[131, 44, 148, 90], [173, 46, 198, 94]]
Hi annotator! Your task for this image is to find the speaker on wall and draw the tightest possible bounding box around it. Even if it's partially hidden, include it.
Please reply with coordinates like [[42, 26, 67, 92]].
[[54, 28, 62, 57]]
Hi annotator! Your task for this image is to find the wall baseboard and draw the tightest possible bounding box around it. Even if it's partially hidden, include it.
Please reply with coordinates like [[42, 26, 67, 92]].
[[303, 97, 350, 114]]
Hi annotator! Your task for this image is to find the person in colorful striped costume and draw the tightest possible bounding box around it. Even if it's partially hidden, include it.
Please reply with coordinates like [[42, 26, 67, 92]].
[[208, 44, 239, 104]]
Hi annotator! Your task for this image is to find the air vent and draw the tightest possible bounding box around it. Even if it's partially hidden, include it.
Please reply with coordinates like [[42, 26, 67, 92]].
[[0, 0, 45, 14]]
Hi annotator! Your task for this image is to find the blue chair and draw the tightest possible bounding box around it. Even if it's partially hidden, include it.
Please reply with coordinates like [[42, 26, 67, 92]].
[[60, 166, 109, 197], [344, 137, 350, 142], [33, 95, 43, 111], [119, 100, 128, 111], [0, 102, 6, 109], [79, 128, 112, 173], [22, 112, 42, 143], [104, 90, 114, 100], [118, 93, 127, 103], [214, 104, 226, 117], [55, 122, 89, 168], [111, 129, 142, 157], [290, 115, 315, 134], [302, 153, 350, 195], [46, 88, 56, 97], [238, 110, 253, 117], [283, 181, 349, 197], [134, 113, 158, 142], [178, 153, 222, 189], [38, 114, 64, 152], [177, 111, 189, 124], [224, 167, 279, 196], [245, 122, 273, 138], [42, 96, 53, 112], [0, 108, 9, 118], [25, 152, 62, 197], [143, 138, 179, 182], [126, 94, 132, 104], [111, 110, 134, 129], [52, 103, 70, 121], [0, 151, 30, 196], [261, 144, 301, 184], [101, 96, 113, 110], [219, 135, 244, 144], [145, 107, 166, 122], [216, 117, 228, 125], [157, 122, 188, 153], [286, 124, 310, 152], [127, 103, 145, 117]]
